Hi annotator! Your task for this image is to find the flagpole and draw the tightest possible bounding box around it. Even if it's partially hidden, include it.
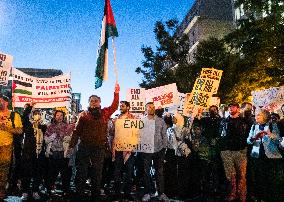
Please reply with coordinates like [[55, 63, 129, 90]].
[[11, 67, 15, 111], [112, 37, 118, 84]]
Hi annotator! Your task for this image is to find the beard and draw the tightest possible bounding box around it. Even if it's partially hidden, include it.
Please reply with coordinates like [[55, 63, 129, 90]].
[[244, 110, 252, 117], [209, 111, 217, 117], [229, 111, 238, 116], [88, 107, 101, 119]]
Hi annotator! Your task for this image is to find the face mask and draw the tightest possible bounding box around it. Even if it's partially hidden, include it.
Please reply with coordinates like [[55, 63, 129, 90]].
[[33, 114, 41, 121]]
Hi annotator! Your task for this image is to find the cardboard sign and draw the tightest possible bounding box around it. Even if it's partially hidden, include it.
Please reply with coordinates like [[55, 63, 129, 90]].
[[113, 119, 142, 151], [200, 68, 223, 94], [113, 118, 156, 153], [187, 68, 223, 109]]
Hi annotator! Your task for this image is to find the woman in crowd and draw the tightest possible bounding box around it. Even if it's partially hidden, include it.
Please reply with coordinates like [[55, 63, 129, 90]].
[[20, 104, 47, 201], [44, 110, 73, 197], [247, 109, 282, 201]]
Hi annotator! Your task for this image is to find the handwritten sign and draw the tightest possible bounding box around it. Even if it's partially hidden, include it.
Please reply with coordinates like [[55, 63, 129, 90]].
[[252, 86, 284, 111], [200, 68, 223, 94], [126, 88, 146, 112], [113, 119, 143, 151], [145, 83, 178, 108], [188, 68, 222, 108], [0, 51, 13, 86]]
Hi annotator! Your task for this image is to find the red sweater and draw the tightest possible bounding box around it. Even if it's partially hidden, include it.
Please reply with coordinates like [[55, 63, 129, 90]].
[[70, 92, 119, 149]]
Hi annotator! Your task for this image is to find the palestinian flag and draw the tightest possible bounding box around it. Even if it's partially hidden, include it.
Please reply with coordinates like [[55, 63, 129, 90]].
[[13, 80, 32, 95], [95, 0, 118, 89]]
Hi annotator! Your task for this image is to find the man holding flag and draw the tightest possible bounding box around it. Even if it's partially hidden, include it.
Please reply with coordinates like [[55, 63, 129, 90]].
[[68, 0, 120, 200], [68, 83, 120, 200]]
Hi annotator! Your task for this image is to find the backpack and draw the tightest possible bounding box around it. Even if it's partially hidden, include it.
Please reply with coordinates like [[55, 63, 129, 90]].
[[10, 111, 16, 128]]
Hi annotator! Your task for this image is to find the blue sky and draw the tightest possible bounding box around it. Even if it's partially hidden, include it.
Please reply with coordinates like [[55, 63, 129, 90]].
[[0, 0, 193, 109]]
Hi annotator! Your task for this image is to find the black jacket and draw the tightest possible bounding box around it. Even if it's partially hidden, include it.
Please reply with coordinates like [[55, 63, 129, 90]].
[[219, 116, 249, 151]]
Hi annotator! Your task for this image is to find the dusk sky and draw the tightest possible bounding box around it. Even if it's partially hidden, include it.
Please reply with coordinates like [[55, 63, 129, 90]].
[[0, 0, 194, 109]]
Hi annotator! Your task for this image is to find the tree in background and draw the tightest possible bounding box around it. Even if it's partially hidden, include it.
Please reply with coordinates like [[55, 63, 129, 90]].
[[135, 19, 194, 93], [223, 0, 284, 102]]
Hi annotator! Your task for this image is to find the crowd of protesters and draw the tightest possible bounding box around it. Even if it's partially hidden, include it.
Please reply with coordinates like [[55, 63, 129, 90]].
[[1, 85, 284, 202]]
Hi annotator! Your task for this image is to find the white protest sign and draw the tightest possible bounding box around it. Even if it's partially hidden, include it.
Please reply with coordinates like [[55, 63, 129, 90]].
[[113, 119, 143, 151], [0, 51, 13, 86], [252, 87, 279, 108], [145, 83, 178, 109], [12, 68, 33, 107], [274, 86, 284, 105], [177, 92, 186, 113], [126, 88, 146, 112]]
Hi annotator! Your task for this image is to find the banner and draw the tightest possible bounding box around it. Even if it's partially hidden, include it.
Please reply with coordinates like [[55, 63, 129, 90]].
[[126, 88, 146, 112], [0, 51, 13, 86], [113, 119, 142, 151], [145, 83, 178, 109], [12, 68, 72, 108]]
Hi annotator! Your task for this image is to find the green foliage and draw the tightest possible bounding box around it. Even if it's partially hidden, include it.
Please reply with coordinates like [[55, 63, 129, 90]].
[[222, 0, 284, 103], [135, 19, 194, 92]]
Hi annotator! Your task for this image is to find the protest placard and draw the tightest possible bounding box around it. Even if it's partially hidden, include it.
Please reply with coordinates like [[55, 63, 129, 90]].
[[145, 83, 178, 109], [0, 51, 13, 86], [126, 88, 146, 112], [113, 119, 142, 151]]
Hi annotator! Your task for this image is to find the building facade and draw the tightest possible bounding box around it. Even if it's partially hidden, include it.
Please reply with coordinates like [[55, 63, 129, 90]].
[[176, 0, 235, 62]]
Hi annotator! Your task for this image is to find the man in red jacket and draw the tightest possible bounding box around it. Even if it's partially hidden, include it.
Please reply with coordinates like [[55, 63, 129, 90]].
[[69, 83, 120, 200]]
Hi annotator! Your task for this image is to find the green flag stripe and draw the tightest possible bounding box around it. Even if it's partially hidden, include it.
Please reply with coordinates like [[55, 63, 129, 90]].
[[14, 89, 32, 95], [95, 43, 107, 89], [106, 24, 118, 38]]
